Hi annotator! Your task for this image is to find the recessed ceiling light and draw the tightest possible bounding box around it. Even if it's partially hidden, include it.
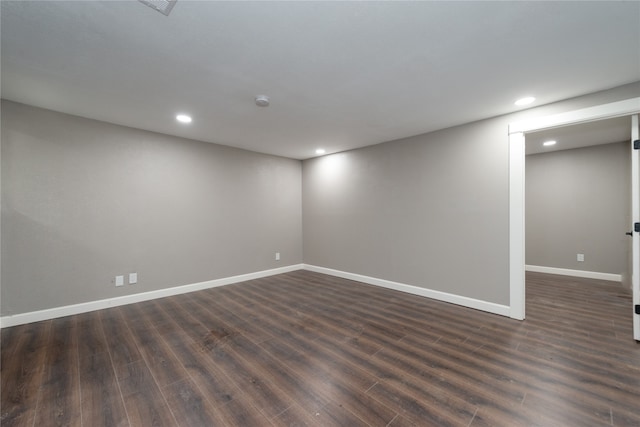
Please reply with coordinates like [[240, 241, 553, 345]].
[[515, 97, 536, 106], [543, 140, 557, 146], [315, 148, 326, 155], [176, 114, 192, 123], [255, 95, 270, 107]]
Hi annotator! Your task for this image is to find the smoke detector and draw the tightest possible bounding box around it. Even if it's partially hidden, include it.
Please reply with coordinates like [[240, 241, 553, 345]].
[[138, 0, 177, 16], [255, 95, 270, 107]]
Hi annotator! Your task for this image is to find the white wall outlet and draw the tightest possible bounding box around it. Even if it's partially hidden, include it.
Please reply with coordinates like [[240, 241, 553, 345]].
[[577, 253, 585, 262], [115, 275, 124, 287], [275, 252, 280, 261], [129, 273, 138, 284]]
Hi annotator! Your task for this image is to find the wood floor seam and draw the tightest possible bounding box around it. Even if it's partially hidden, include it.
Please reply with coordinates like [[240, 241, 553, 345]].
[[2, 271, 639, 427]]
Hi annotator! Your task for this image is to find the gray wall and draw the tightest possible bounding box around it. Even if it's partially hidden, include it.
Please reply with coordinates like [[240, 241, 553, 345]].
[[526, 142, 630, 275], [303, 119, 510, 303], [1, 101, 303, 315], [3, 82, 639, 316], [302, 82, 640, 306]]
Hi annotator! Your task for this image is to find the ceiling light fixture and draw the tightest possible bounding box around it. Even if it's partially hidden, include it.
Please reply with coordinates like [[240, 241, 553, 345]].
[[255, 95, 270, 107], [515, 96, 536, 106], [315, 148, 326, 155], [176, 114, 192, 123], [543, 140, 557, 147]]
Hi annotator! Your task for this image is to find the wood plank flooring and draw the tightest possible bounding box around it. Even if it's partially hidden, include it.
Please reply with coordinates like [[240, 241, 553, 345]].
[[2, 270, 639, 426]]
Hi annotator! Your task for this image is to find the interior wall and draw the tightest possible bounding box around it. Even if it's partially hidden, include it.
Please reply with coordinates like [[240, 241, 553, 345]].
[[526, 142, 630, 275], [302, 82, 640, 307], [1, 100, 303, 316], [2, 83, 639, 317], [303, 119, 510, 304]]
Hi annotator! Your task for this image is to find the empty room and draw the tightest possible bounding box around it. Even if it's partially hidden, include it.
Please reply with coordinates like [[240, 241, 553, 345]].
[[1, 1, 639, 426]]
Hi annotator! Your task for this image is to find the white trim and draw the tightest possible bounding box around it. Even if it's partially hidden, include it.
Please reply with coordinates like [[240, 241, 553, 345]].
[[525, 265, 622, 282], [303, 264, 511, 317], [510, 98, 640, 134], [509, 97, 640, 323], [509, 132, 526, 320], [0, 264, 304, 328]]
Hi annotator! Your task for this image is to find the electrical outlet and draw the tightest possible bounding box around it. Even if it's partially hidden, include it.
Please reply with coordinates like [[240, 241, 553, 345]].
[[115, 275, 124, 287], [129, 273, 137, 284], [275, 252, 280, 261], [577, 254, 585, 262]]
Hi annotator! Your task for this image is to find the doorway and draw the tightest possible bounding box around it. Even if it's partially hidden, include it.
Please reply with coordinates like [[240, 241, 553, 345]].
[[508, 98, 640, 340], [524, 118, 631, 285]]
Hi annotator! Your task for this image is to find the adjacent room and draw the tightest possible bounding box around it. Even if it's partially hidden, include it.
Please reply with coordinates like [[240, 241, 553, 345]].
[[1, 1, 639, 426]]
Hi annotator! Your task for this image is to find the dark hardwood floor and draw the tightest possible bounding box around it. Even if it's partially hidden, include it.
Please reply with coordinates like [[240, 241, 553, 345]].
[[2, 270, 639, 426]]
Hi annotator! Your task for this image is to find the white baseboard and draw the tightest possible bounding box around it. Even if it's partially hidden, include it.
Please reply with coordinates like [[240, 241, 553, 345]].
[[525, 265, 622, 282], [303, 264, 511, 317], [1, 263, 515, 328], [0, 264, 304, 328]]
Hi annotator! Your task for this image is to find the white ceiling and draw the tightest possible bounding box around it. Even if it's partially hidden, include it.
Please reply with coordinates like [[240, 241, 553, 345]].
[[2, 1, 639, 160]]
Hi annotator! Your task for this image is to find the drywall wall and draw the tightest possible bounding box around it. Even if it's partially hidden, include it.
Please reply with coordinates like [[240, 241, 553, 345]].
[[302, 82, 640, 307], [303, 119, 510, 304], [1, 101, 303, 315], [2, 82, 638, 317], [526, 142, 630, 275]]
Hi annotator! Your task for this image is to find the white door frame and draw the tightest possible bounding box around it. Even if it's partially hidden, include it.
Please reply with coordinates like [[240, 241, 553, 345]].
[[631, 114, 639, 341], [508, 97, 640, 321]]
